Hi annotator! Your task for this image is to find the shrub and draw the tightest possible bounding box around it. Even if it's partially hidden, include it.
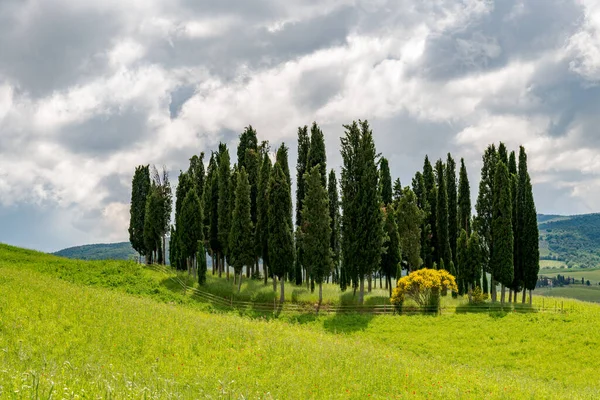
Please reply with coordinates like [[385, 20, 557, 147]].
[[471, 286, 486, 304], [390, 269, 458, 312]]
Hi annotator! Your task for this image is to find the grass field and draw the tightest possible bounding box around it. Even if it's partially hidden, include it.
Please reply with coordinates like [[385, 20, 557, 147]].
[[540, 268, 600, 284], [2, 244, 600, 398], [535, 285, 600, 303], [539, 259, 568, 269]]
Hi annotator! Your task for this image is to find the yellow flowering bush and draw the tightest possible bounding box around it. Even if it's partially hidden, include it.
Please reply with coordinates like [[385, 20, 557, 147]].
[[391, 268, 458, 311]]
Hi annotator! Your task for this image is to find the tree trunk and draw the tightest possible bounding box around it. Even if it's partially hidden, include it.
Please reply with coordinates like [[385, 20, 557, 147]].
[[358, 278, 365, 305], [528, 290, 532, 305], [234, 270, 237, 285], [217, 253, 222, 278], [163, 235, 166, 265], [280, 275, 285, 303], [491, 276, 497, 302], [238, 270, 243, 293], [211, 253, 215, 275], [522, 287, 527, 304], [500, 284, 505, 304], [246, 264, 250, 279], [368, 276, 372, 293], [387, 276, 392, 298], [273, 275, 277, 292], [385, 277, 388, 290], [509, 289, 512, 303], [468, 283, 473, 303], [379, 275, 382, 289], [319, 282, 323, 305], [263, 261, 268, 285]]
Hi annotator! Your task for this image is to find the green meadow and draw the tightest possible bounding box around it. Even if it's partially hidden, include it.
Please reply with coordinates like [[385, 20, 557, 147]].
[[1, 244, 600, 398]]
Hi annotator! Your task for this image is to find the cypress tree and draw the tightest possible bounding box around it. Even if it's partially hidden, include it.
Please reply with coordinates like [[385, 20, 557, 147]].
[[519, 147, 539, 304], [446, 154, 458, 265], [435, 159, 451, 267], [475, 144, 497, 299], [395, 187, 424, 272], [229, 168, 255, 292], [256, 151, 272, 285], [508, 151, 519, 301], [226, 168, 238, 276], [203, 154, 217, 272], [340, 120, 383, 304], [188, 153, 205, 199], [179, 189, 203, 275], [466, 231, 483, 294], [295, 126, 310, 227], [491, 161, 513, 304], [245, 148, 260, 229], [268, 163, 295, 303], [306, 122, 327, 187], [423, 156, 437, 267], [129, 165, 151, 261], [482, 270, 489, 295], [209, 169, 220, 275], [412, 171, 430, 269], [328, 170, 341, 284], [392, 178, 403, 207], [379, 157, 393, 206], [143, 184, 163, 264], [457, 229, 469, 296], [302, 166, 332, 304], [381, 205, 401, 297], [217, 144, 231, 278], [498, 142, 508, 166], [457, 158, 471, 234], [197, 240, 207, 285], [276, 143, 292, 188], [173, 172, 193, 270], [237, 126, 258, 170]]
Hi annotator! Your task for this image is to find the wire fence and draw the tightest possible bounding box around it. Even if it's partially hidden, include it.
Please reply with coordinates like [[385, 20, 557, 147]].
[[147, 264, 572, 315]]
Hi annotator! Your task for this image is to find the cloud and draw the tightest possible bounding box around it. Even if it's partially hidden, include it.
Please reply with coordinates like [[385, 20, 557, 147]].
[[0, 0, 599, 251]]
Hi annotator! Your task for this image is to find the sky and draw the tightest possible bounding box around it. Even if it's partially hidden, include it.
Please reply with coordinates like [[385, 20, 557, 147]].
[[1, 0, 600, 252]]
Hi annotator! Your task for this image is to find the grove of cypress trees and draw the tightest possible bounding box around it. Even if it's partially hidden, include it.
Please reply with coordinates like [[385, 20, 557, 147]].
[[296, 126, 310, 227], [457, 158, 471, 234], [179, 189, 203, 275], [491, 161, 513, 304], [256, 151, 272, 285], [379, 157, 393, 206], [395, 187, 424, 272], [302, 166, 332, 305], [129, 165, 151, 262], [217, 144, 231, 278], [229, 168, 255, 292], [435, 159, 451, 268], [328, 169, 341, 284], [268, 162, 295, 303], [446, 154, 458, 265]]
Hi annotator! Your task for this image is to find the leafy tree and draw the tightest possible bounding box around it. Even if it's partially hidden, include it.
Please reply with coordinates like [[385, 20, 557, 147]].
[[381, 204, 401, 296], [226, 168, 238, 276], [150, 165, 172, 264], [395, 187, 424, 272], [457, 158, 471, 234], [229, 168, 255, 292], [456, 228, 469, 296], [475, 144, 497, 298], [328, 169, 341, 284], [173, 171, 193, 270], [392, 178, 403, 206], [508, 151, 520, 300], [187, 153, 205, 199], [435, 159, 451, 267], [412, 171, 430, 269], [179, 189, 203, 275], [519, 147, 540, 304], [302, 166, 332, 304], [245, 148, 260, 229], [446, 154, 458, 265], [256, 151, 272, 285], [491, 161, 513, 304], [340, 120, 383, 304], [209, 169, 220, 274], [143, 184, 163, 264], [423, 156, 437, 267], [379, 157, 393, 206], [306, 122, 327, 187], [203, 154, 217, 253], [391, 269, 457, 312], [217, 144, 231, 278], [295, 125, 310, 227], [268, 163, 295, 303], [197, 240, 207, 285], [466, 231, 483, 295], [129, 165, 151, 261], [237, 125, 258, 170]]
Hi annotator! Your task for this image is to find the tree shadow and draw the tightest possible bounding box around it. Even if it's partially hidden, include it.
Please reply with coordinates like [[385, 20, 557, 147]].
[[322, 312, 375, 334], [455, 302, 538, 316]]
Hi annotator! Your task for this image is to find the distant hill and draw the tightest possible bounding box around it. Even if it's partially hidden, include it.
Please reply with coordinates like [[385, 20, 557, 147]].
[[538, 213, 600, 268], [53, 242, 139, 261]]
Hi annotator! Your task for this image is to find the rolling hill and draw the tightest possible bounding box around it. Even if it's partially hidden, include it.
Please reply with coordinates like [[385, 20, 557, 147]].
[[53, 241, 139, 261]]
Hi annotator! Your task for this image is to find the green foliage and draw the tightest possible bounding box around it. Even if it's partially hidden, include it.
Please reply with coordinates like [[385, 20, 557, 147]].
[[179, 189, 203, 264], [197, 240, 207, 285], [392, 178, 402, 206], [306, 122, 327, 187], [229, 168, 255, 276], [466, 231, 483, 290], [457, 229, 469, 295], [295, 125, 310, 227], [491, 161, 514, 288], [203, 153, 217, 245], [268, 163, 295, 281], [128, 165, 151, 256], [328, 169, 341, 280], [381, 205, 400, 293], [209, 165, 220, 255], [423, 156, 437, 268], [187, 152, 205, 199], [245, 148, 260, 228], [256, 151, 272, 269], [412, 171, 431, 270], [302, 166, 332, 296], [519, 147, 540, 291], [446, 154, 458, 265], [395, 187, 424, 271], [475, 144, 497, 271], [538, 214, 600, 267], [53, 242, 138, 261], [237, 125, 258, 170], [217, 144, 231, 258], [143, 185, 164, 261], [276, 143, 292, 188], [435, 159, 451, 267], [458, 158, 471, 234], [379, 157, 393, 206]]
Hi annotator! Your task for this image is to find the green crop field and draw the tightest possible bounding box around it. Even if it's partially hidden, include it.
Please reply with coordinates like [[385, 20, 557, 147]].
[[2, 244, 600, 398], [535, 285, 600, 304], [540, 268, 600, 285]]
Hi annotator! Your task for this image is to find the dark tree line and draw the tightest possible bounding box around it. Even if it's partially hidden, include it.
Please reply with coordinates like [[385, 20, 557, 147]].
[[129, 122, 539, 305]]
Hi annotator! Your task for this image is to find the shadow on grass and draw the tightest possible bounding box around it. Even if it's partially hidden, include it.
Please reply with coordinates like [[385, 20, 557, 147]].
[[455, 302, 537, 317], [323, 313, 375, 334]]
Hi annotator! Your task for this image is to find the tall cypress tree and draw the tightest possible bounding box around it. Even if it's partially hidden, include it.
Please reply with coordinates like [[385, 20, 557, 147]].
[[302, 166, 332, 304], [188, 153, 205, 199], [129, 165, 151, 261], [423, 156, 437, 267], [379, 157, 393, 206], [179, 188, 203, 274], [256, 151, 272, 285], [203, 154, 217, 272], [457, 229, 469, 295], [217, 144, 231, 278], [412, 171, 430, 269], [381, 204, 401, 297], [328, 169, 341, 284], [209, 168, 220, 275], [245, 149, 260, 229], [491, 161, 513, 304], [306, 122, 327, 187], [435, 159, 451, 268], [276, 143, 292, 189], [446, 154, 458, 265], [237, 126, 258, 170], [296, 126, 310, 227], [466, 231, 483, 294], [519, 147, 539, 304], [229, 168, 255, 292], [475, 144, 497, 299], [457, 158, 471, 234], [173, 172, 193, 270], [143, 184, 163, 264], [392, 178, 403, 207], [226, 168, 238, 276], [268, 162, 295, 303], [396, 187, 424, 273], [508, 151, 520, 300], [498, 142, 508, 166]]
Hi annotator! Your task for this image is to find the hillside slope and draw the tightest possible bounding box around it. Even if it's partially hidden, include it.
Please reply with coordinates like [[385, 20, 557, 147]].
[[538, 213, 600, 268], [53, 241, 138, 261]]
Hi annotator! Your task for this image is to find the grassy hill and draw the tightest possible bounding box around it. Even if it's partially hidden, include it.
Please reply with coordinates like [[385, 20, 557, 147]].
[[538, 213, 600, 269], [53, 242, 139, 261], [1, 243, 600, 398]]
